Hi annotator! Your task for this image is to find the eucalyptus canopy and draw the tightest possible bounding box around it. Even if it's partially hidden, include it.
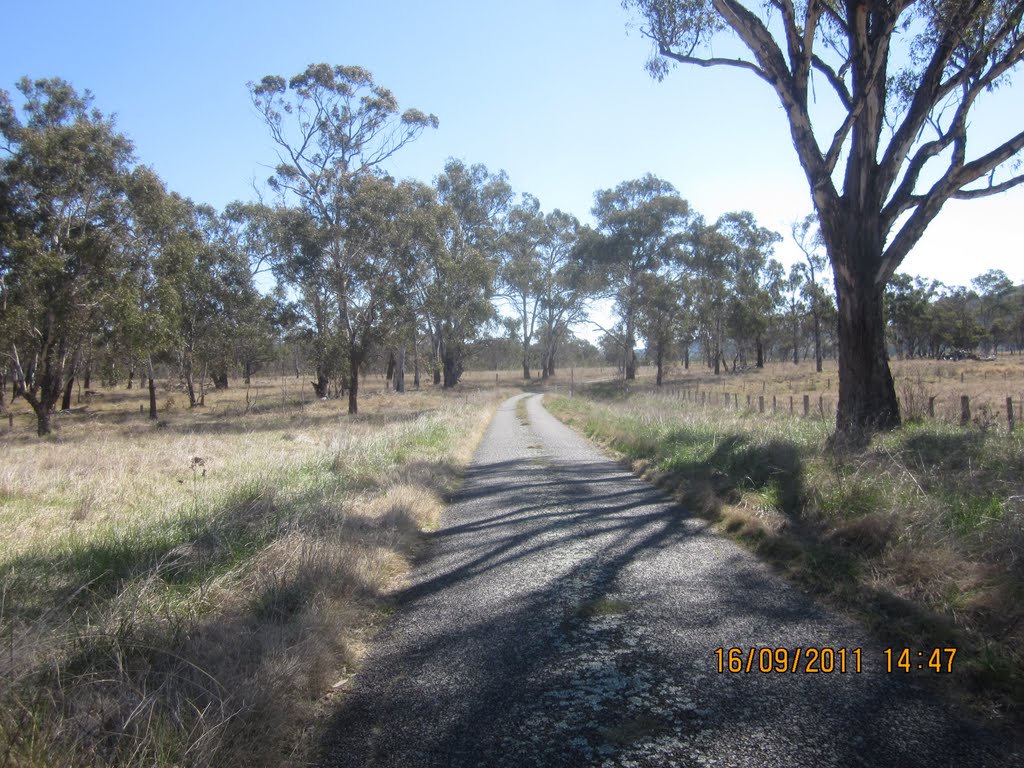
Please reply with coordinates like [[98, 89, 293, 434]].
[[579, 174, 690, 380], [625, 0, 1024, 437], [249, 63, 438, 412], [0, 78, 135, 435]]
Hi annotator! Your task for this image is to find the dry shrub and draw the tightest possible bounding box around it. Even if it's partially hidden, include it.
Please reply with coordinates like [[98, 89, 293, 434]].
[[898, 378, 933, 423], [825, 514, 893, 557]]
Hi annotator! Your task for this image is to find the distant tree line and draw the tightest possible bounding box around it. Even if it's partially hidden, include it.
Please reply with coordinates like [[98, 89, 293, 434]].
[[0, 71, 600, 433], [1, 68, 1019, 437], [886, 269, 1024, 359]]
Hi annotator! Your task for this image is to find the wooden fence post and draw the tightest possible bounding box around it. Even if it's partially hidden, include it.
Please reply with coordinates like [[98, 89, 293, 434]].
[[960, 395, 970, 426], [746, 394, 752, 409], [803, 395, 810, 416], [759, 395, 765, 414], [928, 396, 935, 419], [789, 396, 794, 414], [1008, 397, 1015, 434]]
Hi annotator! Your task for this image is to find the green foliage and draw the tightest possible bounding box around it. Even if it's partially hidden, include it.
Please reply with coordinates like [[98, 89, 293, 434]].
[[249, 63, 438, 196], [686, 211, 782, 372], [635, 270, 687, 383], [422, 159, 513, 387], [497, 195, 586, 378], [885, 269, 1024, 358], [577, 174, 690, 379], [249, 63, 438, 410], [0, 78, 136, 432]]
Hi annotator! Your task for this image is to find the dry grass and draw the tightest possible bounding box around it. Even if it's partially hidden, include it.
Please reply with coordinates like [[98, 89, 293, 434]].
[[0, 376, 499, 767], [547, 385, 1024, 730], [535, 356, 1024, 429]]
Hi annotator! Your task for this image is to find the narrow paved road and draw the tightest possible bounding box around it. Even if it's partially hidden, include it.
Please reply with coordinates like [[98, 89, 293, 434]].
[[319, 394, 1016, 767]]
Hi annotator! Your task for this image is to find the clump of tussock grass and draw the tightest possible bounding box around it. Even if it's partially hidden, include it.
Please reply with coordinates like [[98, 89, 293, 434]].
[[0, 383, 499, 767], [547, 391, 1024, 725]]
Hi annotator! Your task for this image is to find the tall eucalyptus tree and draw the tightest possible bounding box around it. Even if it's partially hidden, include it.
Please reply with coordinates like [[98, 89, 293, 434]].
[[497, 194, 546, 380], [579, 175, 690, 380], [536, 209, 586, 378], [625, 0, 1024, 437], [424, 159, 513, 387], [791, 214, 829, 372], [249, 63, 437, 412], [0, 78, 135, 435]]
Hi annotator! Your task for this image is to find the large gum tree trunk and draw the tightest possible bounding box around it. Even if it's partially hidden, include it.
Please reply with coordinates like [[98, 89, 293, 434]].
[[17, 370, 60, 437], [521, 302, 532, 380], [432, 323, 443, 386], [148, 376, 158, 420], [813, 307, 823, 373], [831, 226, 900, 437], [147, 358, 158, 420]]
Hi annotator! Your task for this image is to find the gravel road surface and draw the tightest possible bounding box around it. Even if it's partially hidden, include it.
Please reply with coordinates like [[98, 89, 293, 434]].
[[318, 393, 1018, 767]]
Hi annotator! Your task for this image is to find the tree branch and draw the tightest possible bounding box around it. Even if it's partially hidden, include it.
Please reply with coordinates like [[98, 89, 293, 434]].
[[878, 2, 983, 198], [948, 128, 1024, 190], [952, 173, 1024, 199], [881, 84, 974, 227], [935, 6, 1024, 103], [880, 126, 1024, 282], [819, 1, 849, 36], [810, 54, 853, 108], [711, 0, 839, 203], [657, 45, 771, 82], [773, 0, 804, 74]]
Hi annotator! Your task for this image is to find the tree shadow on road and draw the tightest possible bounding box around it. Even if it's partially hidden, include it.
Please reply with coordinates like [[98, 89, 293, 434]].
[[317, 449, 1004, 767]]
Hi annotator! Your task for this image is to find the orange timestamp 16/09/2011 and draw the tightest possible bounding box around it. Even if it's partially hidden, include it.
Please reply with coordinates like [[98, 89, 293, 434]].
[[714, 647, 959, 674], [713, 647, 862, 674]]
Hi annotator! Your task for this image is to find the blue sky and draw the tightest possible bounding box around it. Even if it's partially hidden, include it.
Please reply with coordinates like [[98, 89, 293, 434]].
[[3, 0, 1022, 294]]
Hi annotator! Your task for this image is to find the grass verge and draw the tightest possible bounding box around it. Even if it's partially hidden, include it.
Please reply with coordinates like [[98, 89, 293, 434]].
[[546, 390, 1024, 728], [0, 383, 498, 767]]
